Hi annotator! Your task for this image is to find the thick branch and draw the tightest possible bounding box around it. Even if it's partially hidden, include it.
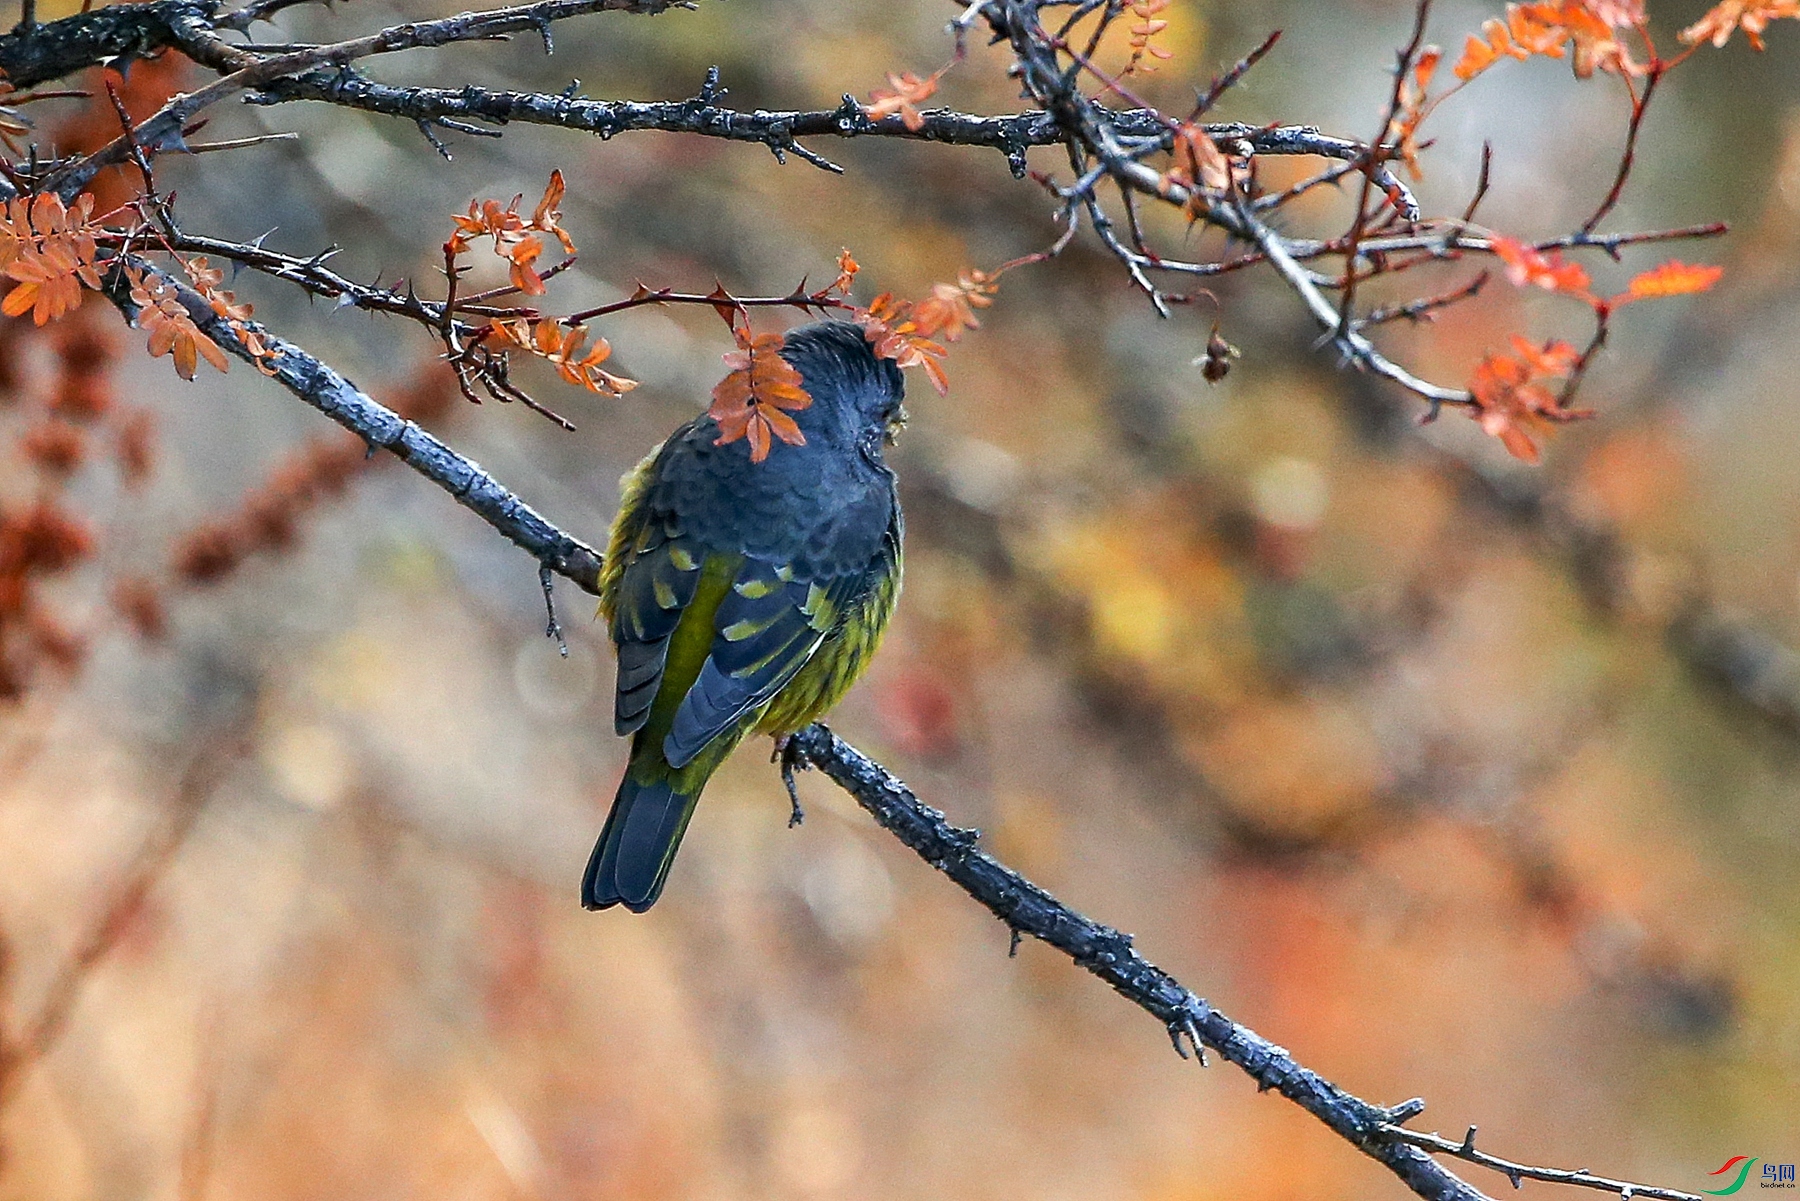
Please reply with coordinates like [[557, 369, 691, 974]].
[[784, 724, 1488, 1201], [236, 66, 1412, 194], [98, 260, 604, 594], [47, 0, 693, 197], [785, 723, 1715, 1201], [0, 0, 212, 89]]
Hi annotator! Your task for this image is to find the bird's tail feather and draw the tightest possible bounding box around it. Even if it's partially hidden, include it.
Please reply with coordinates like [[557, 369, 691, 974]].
[[582, 772, 701, 912]]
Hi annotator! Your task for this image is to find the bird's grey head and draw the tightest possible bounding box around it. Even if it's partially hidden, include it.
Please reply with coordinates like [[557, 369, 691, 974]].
[[778, 319, 908, 455]]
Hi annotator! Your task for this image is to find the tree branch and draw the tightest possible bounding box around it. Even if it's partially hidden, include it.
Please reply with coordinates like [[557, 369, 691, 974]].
[[0, 0, 213, 89], [98, 258, 605, 594], [784, 724, 1707, 1201]]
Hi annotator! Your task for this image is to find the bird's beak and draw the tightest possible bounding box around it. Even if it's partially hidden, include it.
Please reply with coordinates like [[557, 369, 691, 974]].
[[885, 404, 909, 446]]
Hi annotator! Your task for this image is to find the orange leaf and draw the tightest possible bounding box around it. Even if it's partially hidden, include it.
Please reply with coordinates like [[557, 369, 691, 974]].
[[911, 269, 998, 343], [530, 169, 577, 255], [1620, 260, 1724, 302], [833, 249, 859, 295], [709, 328, 812, 463], [1454, 31, 1503, 78], [1465, 336, 1591, 462], [855, 295, 950, 395], [1414, 45, 1442, 91], [1492, 235, 1594, 301], [866, 69, 944, 132], [1680, 0, 1800, 50], [488, 318, 637, 396]]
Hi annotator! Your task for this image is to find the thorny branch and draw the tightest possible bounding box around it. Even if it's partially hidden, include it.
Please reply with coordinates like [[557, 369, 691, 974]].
[[0, 0, 1723, 419], [98, 257, 607, 594], [784, 725, 1706, 1201]]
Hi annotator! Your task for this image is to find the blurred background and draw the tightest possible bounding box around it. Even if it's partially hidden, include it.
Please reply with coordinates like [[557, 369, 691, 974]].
[[0, 0, 1797, 1197]]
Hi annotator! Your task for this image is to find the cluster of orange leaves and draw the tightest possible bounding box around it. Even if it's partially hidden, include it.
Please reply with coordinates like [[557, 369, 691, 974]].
[[1453, 0, 1800, 82], [1491, 237, 1723, 311], [709, 325, 813, 463], [1453, 2, 1640, 80], [704, 250, 1011, 461], [1123, 0, 1175, 76], [487, 318, 636, 397], [1468, 336, 1586, 463], [0, 193, 102, 326], [864, 69, 944, 133], [446, 170, 575, 296], [1681, 0, 1800, 49], [186, 256, 281, 375], [1472, 240, 1722, 459], [1390, 46, 1443, 179], [0, 186, 268, 384], [123, 264, 229, 381]]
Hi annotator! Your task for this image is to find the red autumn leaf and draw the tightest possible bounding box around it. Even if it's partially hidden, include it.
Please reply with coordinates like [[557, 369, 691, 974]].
[[709, 328, 812, 463], [1681, 0, 1800, 50], [866, 69, 944, 132], [910, 269, 998, 344], [856, 294, 949, 395], [1466, 336, 1591, 462], [1492, 235, 1594, 301], [1616, 260, 1725, 303]]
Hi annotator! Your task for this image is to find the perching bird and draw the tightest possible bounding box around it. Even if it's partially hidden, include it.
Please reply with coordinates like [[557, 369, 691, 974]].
[[583, 319, 907, 912]]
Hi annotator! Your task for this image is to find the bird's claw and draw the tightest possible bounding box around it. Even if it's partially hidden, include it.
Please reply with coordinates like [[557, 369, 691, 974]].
[[774, 734, 808, 827]]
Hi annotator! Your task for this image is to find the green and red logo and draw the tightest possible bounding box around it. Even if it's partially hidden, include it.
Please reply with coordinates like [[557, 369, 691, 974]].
[[1706, 1158, 1759, 1195]]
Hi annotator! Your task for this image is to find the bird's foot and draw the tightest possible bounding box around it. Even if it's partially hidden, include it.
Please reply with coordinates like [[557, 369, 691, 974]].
[[773, 734, 808, 827]]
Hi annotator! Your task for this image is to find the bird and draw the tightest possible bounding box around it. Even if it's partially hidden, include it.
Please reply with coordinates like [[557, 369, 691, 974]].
[[583, 318, 907, 912]]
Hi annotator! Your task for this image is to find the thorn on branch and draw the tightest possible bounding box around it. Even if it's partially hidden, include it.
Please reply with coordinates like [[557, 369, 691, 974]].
[[1008, 926, 1022, 957], [697, 64, 723, 104], [416, 118, 454, 160], [1384, 1097, 1427, 1124], [834, 93, 871, 134]]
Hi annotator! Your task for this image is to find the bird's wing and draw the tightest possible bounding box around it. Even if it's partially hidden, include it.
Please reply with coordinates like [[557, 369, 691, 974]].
[[661, 555, 875, 769], [609, 504, 707, 737]]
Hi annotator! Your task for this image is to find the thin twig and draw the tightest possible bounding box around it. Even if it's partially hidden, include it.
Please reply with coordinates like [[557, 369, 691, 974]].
[[1336, 0, 1432, 339], [1379, 1125, 1704, 1201]]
